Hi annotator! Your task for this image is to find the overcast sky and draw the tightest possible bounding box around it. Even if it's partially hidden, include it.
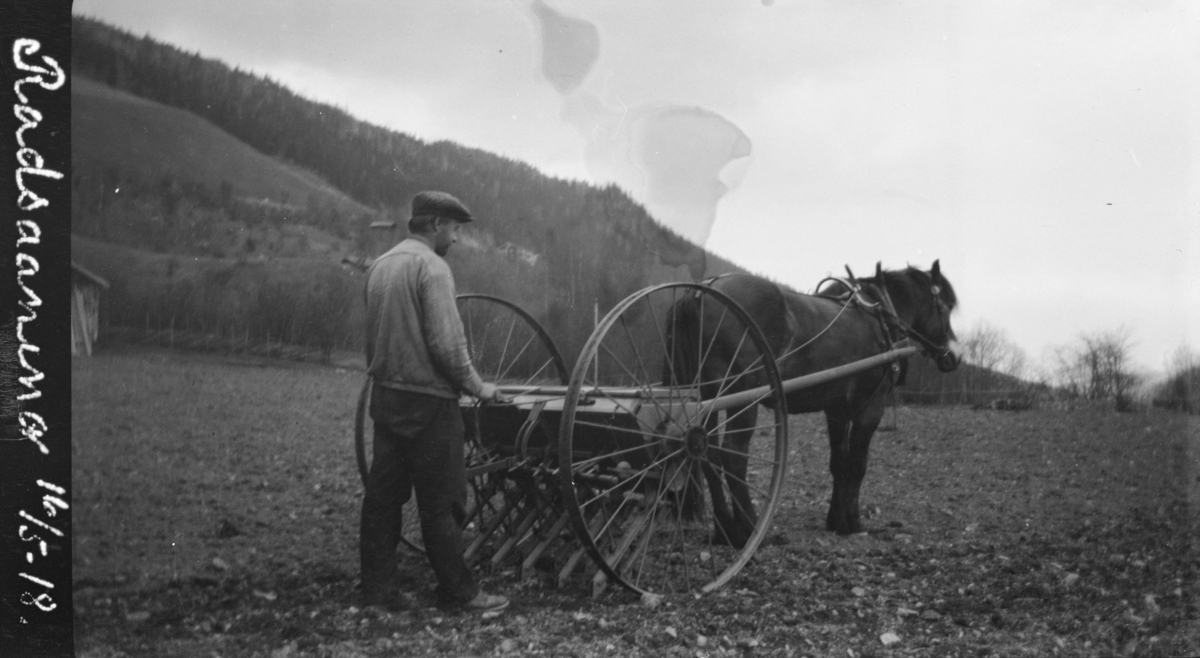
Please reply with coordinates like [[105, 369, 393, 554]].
[[72, 0, 1199, 376]]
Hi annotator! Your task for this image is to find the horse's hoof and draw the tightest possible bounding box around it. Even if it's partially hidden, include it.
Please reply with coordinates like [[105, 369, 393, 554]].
[[830, 521, 865, 536], [710, 530, 749, 550], [827, 517, 849, 534]]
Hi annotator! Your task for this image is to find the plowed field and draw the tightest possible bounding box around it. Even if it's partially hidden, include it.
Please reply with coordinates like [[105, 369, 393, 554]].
[[73, 347, 1198, 657]]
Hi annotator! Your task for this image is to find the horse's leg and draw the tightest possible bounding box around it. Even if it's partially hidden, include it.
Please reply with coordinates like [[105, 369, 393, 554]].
[[825, 408, 852, 533], [700, 459, 738, 546], [691, 410, 737, 545], [826, 396, 885, 535], [679, 410, 717, 522], [678, 460, 703, 522], [717, 404, 758, 548]]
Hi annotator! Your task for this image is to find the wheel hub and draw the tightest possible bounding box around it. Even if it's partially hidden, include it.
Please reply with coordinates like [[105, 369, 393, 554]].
[[684, 426, 709, 460]]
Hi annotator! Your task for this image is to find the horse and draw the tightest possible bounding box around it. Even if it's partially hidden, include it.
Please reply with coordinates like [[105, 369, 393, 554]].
[[667, 261, 960, 544]]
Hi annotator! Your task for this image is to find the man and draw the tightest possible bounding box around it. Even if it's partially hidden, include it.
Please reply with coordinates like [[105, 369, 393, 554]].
[[360, 191, 509, 613]]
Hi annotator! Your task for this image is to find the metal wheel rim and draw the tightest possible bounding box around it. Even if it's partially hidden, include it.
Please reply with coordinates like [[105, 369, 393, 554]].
[[557, 282, 788, 597]]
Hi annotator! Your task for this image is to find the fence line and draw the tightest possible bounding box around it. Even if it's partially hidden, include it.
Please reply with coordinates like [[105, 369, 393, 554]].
[[902, 388, 1036, 397], [101, 317, 352, 366]]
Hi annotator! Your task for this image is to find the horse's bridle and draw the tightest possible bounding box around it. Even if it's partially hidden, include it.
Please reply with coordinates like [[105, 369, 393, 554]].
[[883, 283, 955, 362]]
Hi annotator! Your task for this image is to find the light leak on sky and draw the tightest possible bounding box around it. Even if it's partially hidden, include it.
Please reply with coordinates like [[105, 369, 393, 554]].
[[531, 0, 753, 281]]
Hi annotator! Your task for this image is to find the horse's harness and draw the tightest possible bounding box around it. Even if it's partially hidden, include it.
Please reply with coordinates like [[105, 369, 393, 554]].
[[814, 266, 954, 365], [808, 272, 906, 401], [809, 267, 953, 430]]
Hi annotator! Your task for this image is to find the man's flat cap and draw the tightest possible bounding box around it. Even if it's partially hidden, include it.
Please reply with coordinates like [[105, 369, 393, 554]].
[[411, 191, 474, 223]]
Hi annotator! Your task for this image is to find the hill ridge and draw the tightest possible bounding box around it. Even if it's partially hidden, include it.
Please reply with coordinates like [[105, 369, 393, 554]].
[[72, 74, 371, 218]]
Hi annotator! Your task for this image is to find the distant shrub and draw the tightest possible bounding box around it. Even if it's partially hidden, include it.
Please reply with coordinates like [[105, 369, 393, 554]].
[[1151, 348, 1198, 415]]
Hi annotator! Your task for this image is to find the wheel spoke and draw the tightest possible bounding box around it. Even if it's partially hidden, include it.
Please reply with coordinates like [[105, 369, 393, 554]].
[[493, 315, 518, 381], [701, 459, 774, 500], [688, 460, 727, 585], [464, 301, 476, 358], [570, 441, 667, 470], [514, 357, 557, 388], [706, 442, 784, 467], [493, 330, 539, 384], [629, 460, 679, 589], [698, 459, 741, 556], [648, 289, 688, 413], [699, 330, 753, 428], [701, 334, 763, 426], [633, 457, 693, 591], [597, 342, 689, 436], [669, 460, 710, 590], [568, 417, 685, 448], [584, 472, 653, 549], [577, 447, 685, 510], [638, 458, 696, 590], [617, 315, 656, 388], [690, 299, 733, 400], [708, 397, 775, 435]]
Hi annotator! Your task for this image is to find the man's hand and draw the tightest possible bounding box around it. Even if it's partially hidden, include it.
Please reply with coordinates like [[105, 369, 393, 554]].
[[478, 383, 510, 404]]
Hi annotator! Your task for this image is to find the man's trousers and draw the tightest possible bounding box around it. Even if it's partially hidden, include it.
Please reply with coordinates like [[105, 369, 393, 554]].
[[359, 385, 478, 604]]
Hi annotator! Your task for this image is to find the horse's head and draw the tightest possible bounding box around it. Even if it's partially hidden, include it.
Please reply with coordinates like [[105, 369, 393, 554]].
[[886, 260, 960, 372]]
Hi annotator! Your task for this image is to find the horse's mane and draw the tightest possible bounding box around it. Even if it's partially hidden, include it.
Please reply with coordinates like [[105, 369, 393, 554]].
[[867, 266, 957, 312]]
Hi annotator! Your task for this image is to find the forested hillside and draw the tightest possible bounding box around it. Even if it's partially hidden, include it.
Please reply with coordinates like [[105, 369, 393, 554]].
[[70, 16, 750, 362], [71, 75, 373, 259]]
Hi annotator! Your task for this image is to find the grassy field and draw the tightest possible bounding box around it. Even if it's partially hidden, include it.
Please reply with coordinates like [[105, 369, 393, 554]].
[[73, 346, 1197, 657]]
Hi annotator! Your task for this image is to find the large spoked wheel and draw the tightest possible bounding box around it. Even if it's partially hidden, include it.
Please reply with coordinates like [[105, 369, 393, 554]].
[[355, 294, 569, 555], [558, 283, 788, 597]]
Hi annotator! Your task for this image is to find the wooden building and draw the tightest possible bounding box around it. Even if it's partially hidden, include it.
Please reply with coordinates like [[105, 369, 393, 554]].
[[71, 261, 109, 356]]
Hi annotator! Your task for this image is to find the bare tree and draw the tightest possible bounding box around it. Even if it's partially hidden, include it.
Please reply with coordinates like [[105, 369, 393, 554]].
[[1052, 327, 1142, 411], [958, 320, 1030, 400], [1050, 344, 1086, 398], [1167, 344, 1197, 377], [1002, 347, 1029, 381], [960, 321, 1008, 373], [1154, 344, 1198, 412]]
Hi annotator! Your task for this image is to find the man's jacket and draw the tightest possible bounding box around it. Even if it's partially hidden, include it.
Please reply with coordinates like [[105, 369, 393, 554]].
[[364, 238, 485, 399]]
